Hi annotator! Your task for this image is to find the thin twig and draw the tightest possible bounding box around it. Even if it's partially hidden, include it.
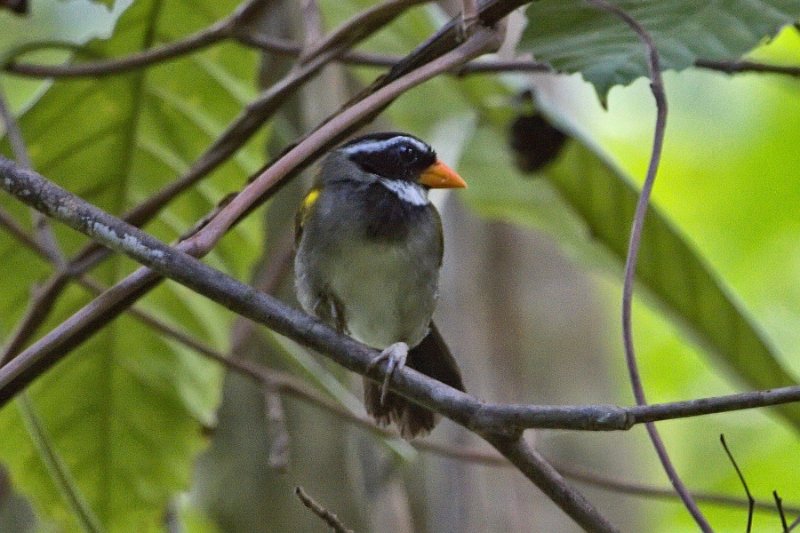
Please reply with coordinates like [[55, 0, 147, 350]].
[[788, 512, 800, 532], [695, 58, 800, 77], [239, 33, 554, 74], [558, 461, 800, 517], [721, 435, 754, 532], [0, 207, 43, 253], [776, 491, 790, 532], [294, 486, 354, 533], [584, 1, 710, 530], [0, 276, 70, 366], [3, 0, 266, 78], [13, 30, 800, 81], [17, 394, 103, 532], [0, 89, 32, 169]]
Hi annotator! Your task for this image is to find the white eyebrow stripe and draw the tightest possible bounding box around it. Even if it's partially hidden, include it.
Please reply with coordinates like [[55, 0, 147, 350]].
[[377, 178, 429, 206], [340, 136, 429, 156]]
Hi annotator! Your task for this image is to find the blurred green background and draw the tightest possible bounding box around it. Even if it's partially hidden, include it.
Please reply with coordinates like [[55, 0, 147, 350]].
[[1, 1, 799, 531]]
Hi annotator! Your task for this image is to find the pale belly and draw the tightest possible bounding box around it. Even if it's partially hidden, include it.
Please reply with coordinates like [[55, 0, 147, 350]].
[[323, 243, 437, 350]]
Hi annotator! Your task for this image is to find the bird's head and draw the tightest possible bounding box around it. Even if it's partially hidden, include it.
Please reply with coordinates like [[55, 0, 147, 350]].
[[333, 132, 467, 189]]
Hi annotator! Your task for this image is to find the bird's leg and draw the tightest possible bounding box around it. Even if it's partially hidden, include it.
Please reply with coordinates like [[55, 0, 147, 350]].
[[313, 291, 348, 334], [367, 342, 409, 405]]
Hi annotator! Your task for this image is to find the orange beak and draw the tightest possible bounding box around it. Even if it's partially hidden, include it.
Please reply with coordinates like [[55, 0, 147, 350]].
[[418, 160, 467, 189]]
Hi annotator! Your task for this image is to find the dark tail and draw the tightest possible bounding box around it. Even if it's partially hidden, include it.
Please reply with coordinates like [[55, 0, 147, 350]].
[[364, 322, 464, 439]]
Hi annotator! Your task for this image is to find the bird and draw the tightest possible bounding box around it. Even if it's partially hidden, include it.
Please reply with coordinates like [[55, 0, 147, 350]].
[[294, 131, 466, 439]]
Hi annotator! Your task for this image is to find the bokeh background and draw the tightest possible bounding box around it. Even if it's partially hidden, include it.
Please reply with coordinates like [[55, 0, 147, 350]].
[[1, 1, 799, 531]]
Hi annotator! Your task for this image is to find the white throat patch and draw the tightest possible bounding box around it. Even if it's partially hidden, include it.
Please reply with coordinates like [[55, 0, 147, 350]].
[[378, 178, 429, 206]]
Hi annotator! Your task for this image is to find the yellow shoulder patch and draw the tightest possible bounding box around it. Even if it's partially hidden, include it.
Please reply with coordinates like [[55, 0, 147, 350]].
[[295, 187, 321, 245], [302, 188, 320, 211]]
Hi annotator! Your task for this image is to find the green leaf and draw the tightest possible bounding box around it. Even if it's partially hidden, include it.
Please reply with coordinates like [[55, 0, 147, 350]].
[[519, 0, 800, 99], [0, 0, 265, 530], [461, 123, 800, 427]]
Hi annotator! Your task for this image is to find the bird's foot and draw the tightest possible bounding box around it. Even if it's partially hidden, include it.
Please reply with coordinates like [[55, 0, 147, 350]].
[[368, 342, 409, 406]]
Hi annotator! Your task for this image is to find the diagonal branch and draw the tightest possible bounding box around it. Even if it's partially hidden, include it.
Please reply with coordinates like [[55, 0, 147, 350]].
[[294, 486, 354, 533]]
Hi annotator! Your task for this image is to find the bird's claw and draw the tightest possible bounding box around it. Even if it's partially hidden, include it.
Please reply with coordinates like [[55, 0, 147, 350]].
[[368, 342, 408, 406]]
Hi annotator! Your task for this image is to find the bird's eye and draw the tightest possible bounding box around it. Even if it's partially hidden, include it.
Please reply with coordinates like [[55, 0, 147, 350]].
[[397, 144, 417, 163]]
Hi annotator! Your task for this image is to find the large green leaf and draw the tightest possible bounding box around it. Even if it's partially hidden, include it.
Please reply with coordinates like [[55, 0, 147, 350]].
[[461, 122, 800, 425], [520, 0, 800, 98], [0, 0, 265, 530]]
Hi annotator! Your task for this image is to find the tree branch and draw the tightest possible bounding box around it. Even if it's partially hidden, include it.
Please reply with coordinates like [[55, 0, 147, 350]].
[[294, 486, 354, 533], [7, 154, 800, 533], [695, 58, 800, 77], [2, 173, 800, 431], [3, 158, 800, 431], [2, 0, 266, 78]]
